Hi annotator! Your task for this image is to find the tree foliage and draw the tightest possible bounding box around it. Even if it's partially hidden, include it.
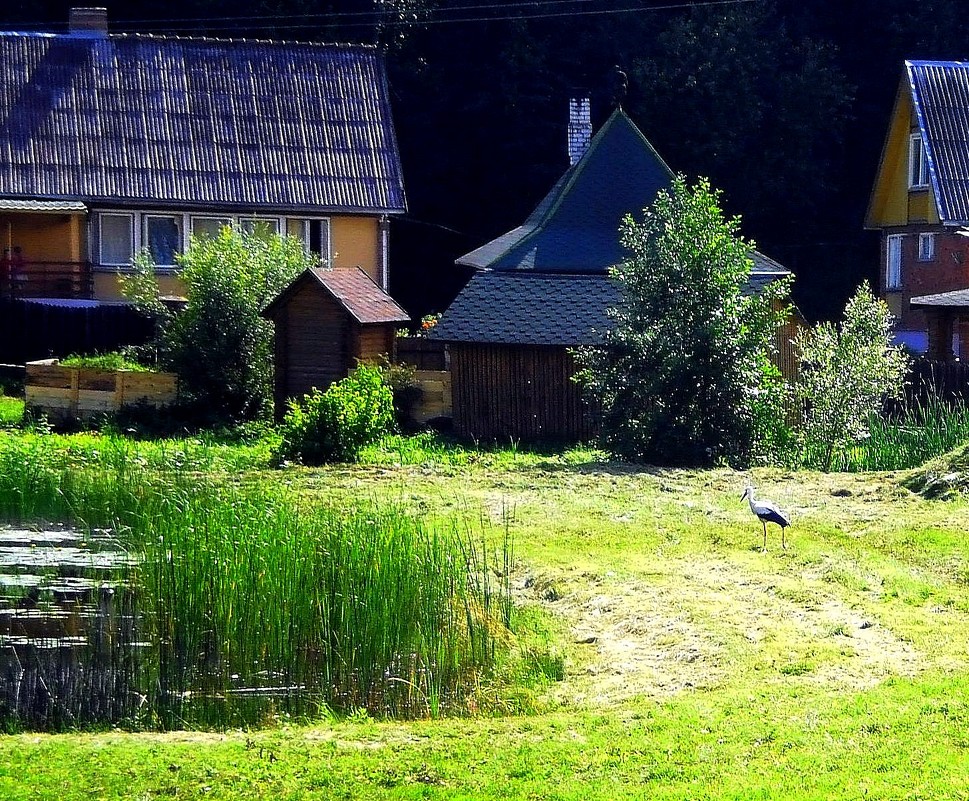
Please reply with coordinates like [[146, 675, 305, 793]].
[[794, 282, 910, 471], [576, 176, 790, 467], [124, 227, 314, 424]]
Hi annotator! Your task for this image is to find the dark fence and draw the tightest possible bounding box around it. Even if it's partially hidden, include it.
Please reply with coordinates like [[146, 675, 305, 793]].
[[395, 337, 447, 371], [906, 359, 969, 405], [0, 299, 154, 364]]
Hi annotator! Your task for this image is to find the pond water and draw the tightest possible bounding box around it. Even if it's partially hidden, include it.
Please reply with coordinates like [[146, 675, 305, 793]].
[[0, 527, 145, 729]]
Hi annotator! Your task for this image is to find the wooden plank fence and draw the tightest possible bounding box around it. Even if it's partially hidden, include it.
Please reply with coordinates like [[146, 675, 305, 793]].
[[395, 337, 447, 371], [906, 359, 969, 405]]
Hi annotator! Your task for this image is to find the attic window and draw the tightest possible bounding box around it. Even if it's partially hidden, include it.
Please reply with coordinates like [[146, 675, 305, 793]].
[[909, 133, 930, 189]]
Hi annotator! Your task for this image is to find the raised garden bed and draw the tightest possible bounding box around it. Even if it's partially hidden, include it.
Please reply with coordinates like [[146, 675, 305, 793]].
[[25, 359, 178, 421]]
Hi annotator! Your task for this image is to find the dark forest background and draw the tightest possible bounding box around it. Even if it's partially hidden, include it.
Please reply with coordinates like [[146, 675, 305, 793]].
[[5, 0, 969, 322]]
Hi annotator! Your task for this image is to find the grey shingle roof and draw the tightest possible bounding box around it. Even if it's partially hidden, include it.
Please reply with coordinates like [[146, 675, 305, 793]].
[[0, 32, 406, 213], [432, 268, 787, 346], [908, 60, 969, 224], [431, 272, 617, 346], [910, 288, 969, 308]]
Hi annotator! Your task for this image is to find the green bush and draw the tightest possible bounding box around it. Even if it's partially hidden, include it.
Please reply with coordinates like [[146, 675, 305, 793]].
[[276, 364, 395, 464]]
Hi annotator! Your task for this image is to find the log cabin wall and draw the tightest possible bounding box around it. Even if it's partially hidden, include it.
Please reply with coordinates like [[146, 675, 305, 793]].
[[271, 281, 349, 416], [450, 343, 594, 442]]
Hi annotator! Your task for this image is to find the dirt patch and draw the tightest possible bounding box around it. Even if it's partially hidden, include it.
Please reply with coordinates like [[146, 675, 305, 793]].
[[516, 555, 924, 706]]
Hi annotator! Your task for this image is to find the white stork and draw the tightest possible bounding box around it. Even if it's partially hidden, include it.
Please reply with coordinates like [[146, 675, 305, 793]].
[[741, 485, 790, 550]]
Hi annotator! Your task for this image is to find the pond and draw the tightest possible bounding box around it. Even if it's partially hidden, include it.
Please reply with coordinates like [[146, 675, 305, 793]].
[[0, 527, 145, 729]]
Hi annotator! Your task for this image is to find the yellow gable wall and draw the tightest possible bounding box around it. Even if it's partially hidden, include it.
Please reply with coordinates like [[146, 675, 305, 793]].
[[866, 78, 941, 228], [94, 213, 383, 300]]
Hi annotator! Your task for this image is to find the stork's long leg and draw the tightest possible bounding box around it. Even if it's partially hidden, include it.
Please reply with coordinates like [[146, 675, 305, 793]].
[[782, 526, 787, 550], [762, 520, 767, 551]]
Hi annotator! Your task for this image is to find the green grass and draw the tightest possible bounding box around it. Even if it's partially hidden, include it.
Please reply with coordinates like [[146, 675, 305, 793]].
[[0, 393, 22, 427], [3, 431, 969, 796], [59, 352, 152, 371]]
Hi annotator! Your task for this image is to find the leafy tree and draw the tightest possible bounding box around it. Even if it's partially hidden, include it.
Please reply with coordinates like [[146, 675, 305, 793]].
[[576, 176, 790, 467], [124, 227, 314, 424], [794, 282, 910, 471]]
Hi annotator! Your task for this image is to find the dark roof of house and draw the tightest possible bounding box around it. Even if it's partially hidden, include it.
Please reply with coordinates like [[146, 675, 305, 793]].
[[0, 32, 406, 213], [910, 288, 969, 308], [456, 108, 674, 273], [431, 268, 789, 346], [262, 266, 410, 325], [908, 60, 969, 224]]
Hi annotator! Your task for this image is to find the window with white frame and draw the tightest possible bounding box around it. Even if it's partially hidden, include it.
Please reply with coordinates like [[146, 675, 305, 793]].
[[190, 216, 232, 241], [99, 213, 134, 266], [918, 232, 935, 261], [909, 133, 930, 188], [239, 217, 281, 239], [286, 218, 331, 264], [886, 234, 903, 290], [144, 215, 182, 266]]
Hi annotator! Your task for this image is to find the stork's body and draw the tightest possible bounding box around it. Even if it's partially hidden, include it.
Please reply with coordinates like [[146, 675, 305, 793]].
[[742, 486, 790, 550]]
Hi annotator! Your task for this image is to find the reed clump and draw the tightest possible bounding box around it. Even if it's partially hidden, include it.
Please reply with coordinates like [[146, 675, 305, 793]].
[[0, 432, 511, 729]]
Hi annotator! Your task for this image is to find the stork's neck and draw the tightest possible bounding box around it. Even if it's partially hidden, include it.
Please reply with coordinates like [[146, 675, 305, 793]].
[[746, 489, 757, 512]]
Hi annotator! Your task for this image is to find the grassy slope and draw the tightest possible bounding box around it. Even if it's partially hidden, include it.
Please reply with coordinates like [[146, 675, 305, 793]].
[[3, 440, 969, 799]]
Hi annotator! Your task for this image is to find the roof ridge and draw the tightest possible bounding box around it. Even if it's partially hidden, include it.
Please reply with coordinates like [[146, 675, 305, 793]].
[[0, 29, 377, 50]]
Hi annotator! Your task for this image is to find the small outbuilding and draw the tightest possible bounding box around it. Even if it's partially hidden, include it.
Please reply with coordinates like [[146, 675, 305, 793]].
[[262, 266, 409, 416]]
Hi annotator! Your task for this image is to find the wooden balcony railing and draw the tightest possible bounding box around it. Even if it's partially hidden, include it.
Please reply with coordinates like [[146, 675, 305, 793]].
[[0, 261, 93, 299]]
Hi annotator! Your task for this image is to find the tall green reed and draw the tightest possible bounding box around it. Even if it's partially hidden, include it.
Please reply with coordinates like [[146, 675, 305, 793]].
[[0, 432, 511, 729]]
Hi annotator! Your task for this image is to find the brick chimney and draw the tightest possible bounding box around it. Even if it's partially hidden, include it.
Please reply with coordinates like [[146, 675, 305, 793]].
[[568, 97, 592, 166], [69, 7, 108, 37]]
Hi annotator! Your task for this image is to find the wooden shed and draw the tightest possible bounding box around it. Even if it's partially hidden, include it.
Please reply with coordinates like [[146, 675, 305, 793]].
[[262, 267, 409, 416]]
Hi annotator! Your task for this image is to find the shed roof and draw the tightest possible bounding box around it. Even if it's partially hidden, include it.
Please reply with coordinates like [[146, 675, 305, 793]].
[[910, 288, 969, 308], [432, 268, 788, 346], [262, 266, 410, 325], [907, 60, 969, 224], [0, 32, 406, 213]]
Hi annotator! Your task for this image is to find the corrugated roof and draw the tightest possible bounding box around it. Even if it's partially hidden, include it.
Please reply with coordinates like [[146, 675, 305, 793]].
[[908, 60, 969, 224], [432, 269, 787, 346], [263, 266, 409, 325], [0, 32, 406, 213], [0, 198, 86, 212]]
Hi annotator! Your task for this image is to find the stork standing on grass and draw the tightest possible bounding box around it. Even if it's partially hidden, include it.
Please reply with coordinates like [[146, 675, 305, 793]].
[[741, 485, 790, 550]]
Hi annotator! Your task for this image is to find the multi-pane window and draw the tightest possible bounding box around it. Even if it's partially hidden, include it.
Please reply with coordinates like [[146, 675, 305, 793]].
[[99, 213, 134, 266], [95, 212, 331, 268], [190, 216, 231, 241], [144, 215, 181, 266], [886, 234, 903, 290], [918, 232, 935, 261], [909, 133, 930, 188]]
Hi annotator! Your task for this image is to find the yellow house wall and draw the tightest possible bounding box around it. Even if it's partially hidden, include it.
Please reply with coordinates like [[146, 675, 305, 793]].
[[94, 272, 185, 301], [867, 80, 941, 228], [0, 213, 85, 262], [331, 216, 379, 282]]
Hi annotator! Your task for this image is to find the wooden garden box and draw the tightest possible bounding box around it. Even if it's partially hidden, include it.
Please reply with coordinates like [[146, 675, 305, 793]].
[[25, 359, 178, 421]]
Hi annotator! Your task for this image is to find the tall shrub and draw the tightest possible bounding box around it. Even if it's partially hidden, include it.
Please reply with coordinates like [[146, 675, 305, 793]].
[[124, 227, 314, 424], [794, 282, 910, 471], [575, 176, 791, 466]]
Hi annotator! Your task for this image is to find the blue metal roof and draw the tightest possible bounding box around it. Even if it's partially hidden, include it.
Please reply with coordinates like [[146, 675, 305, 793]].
[[907, 60, 969, 224], [0, 32, 406, 213]]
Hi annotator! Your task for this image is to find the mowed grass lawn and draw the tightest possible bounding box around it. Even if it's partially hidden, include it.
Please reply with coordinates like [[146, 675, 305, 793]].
[[3, 439, 969, 800]]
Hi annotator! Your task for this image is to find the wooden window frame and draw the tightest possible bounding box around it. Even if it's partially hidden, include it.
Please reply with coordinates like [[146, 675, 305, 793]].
[[886, 234, 903, 291], [909, 133, 930, 189]]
